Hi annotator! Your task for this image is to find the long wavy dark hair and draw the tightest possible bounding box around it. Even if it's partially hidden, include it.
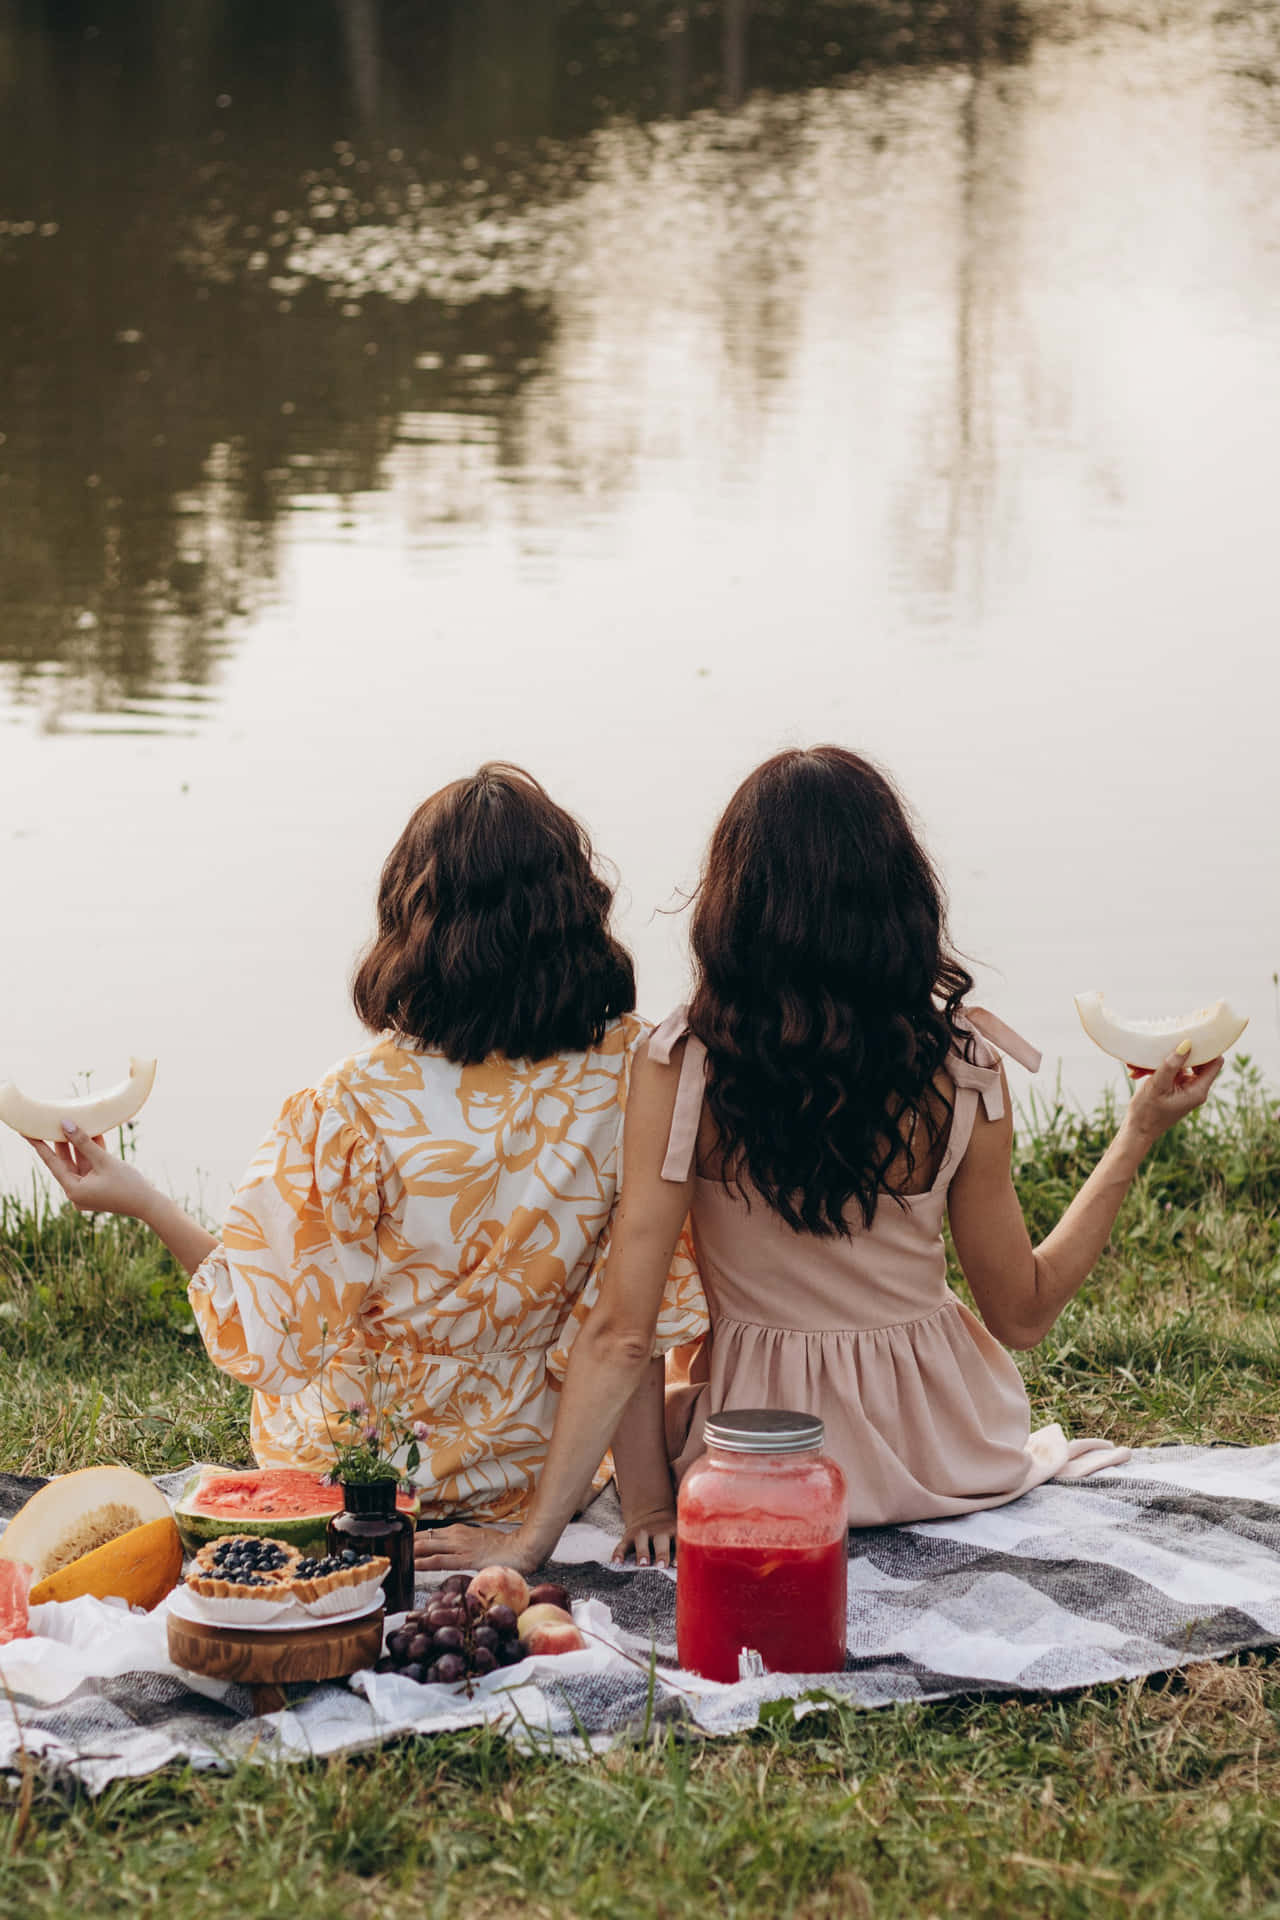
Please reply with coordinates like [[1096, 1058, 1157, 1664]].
[[687, 747, 976, 1236], [352, 763, 635, 1063]]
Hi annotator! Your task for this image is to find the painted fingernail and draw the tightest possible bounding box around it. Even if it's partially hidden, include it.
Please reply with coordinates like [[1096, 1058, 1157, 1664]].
[[61, 1119, 79, 1135], [1175, 1040, 1192, 1057]]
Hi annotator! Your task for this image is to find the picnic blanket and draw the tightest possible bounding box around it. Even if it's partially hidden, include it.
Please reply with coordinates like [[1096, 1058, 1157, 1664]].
[[4, 1443, 1280, 1792]]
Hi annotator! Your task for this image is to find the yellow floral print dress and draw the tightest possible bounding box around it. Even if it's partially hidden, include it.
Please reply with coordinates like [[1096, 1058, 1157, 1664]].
[[188, 1014, 707, 1523]]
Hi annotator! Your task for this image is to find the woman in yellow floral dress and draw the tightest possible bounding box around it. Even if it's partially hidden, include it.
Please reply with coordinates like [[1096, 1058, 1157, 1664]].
[[29, 765, 706, 1536]]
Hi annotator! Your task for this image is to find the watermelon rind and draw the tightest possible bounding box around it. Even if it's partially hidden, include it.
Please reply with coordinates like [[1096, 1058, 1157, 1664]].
[[173, 1468, 421, 1556]]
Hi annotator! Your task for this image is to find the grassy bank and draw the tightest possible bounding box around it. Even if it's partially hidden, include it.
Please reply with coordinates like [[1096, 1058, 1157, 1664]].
[[1, 1061, 1278, 1919]]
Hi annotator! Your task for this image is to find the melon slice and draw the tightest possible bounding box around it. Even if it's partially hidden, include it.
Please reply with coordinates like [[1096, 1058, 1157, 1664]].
[[28, 1515, 182, 1610], [1074, 990, 1248, 1072], [0, 1465, 172, 1580], [0, 1058, 157, 1142], [174, 1467, 421, 1557]]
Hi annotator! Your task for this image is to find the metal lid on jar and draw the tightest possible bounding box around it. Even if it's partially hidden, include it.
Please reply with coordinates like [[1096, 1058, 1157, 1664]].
[[702, 1409, 825, 1455]]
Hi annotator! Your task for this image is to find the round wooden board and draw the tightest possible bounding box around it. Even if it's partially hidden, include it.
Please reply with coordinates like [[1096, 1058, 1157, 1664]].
[[168, 1606, 385, 1690]]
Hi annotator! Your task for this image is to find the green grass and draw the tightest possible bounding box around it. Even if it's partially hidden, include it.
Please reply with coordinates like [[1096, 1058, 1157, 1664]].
[[1, 1060, 1279, 1919], [0, 1181, 249, 1475]]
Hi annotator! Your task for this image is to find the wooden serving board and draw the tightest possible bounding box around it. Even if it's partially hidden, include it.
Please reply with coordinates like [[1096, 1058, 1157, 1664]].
[[168, 1607, 385, 1714]]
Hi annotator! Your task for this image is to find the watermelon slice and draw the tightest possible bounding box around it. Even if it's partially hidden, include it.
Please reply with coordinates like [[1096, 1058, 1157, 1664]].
[[174, 1467, 420, 1556], [0, 1559, 32, 1644]]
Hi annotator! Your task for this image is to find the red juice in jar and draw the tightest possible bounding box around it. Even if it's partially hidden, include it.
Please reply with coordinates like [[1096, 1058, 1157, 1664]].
[[676, 1409, 848, 1683]]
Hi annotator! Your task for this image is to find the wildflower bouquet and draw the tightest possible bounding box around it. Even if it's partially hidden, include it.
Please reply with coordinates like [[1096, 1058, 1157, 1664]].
[[305, 1325, 428, 1487]]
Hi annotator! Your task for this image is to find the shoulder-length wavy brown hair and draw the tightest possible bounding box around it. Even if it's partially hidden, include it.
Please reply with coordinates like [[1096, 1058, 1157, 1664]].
[[688, 746, 975, 1237], [352, 764, 635, 1063]]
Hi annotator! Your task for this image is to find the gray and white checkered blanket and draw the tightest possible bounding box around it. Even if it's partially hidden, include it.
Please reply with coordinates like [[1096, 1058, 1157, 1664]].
[[4, 1444, 1280, 1792]]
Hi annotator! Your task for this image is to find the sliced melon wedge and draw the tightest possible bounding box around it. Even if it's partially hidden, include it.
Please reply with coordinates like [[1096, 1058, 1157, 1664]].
[[0, 1465, 172, 1580], [0, 1058, 156, 1142], [28, 1515, 182, 1610], [1074, 990, 1248, 1072]]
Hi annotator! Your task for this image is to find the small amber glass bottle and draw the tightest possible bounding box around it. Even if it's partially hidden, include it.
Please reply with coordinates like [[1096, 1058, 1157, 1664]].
[[326, 1480, 415, 1614]]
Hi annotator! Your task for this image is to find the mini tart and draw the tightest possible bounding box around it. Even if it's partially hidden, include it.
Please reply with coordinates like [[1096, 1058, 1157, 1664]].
[[187, 1533, 301, 1603], [287, 1549, 391, 1605], [185, 1535, 390, 1608]]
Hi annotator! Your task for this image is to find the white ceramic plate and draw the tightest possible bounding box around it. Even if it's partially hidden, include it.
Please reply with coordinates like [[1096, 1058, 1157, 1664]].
[[167, 1584, 384, 1634]]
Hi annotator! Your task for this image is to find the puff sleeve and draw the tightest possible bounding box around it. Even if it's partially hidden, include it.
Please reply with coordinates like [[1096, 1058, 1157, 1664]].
[[187, 1083, 384, 1396]]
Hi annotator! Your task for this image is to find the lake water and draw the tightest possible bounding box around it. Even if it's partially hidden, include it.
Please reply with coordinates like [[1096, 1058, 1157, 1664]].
[[2, 0, 1278, 1208]]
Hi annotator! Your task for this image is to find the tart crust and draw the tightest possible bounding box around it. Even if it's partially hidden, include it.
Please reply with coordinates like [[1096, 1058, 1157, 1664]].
[[286, 1556, 391, 1605]]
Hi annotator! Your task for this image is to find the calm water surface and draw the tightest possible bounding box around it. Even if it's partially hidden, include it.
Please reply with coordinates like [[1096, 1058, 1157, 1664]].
[[2, 0, 1278, 1204]]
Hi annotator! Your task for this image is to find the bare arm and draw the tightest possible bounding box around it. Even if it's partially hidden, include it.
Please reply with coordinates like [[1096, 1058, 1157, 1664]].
[[948, 1043, 1223, 1350], [418, 1041, 694, 1573], [27, 1123, 217, 1274], [609, 1356, 678, 1567]]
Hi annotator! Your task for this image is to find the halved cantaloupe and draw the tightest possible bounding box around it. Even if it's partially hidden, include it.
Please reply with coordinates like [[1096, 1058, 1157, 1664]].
[[28, 1515, 182, 1610], [0, 1058, 157, 1142], [0, 1465, 172, 1581], [1074, 990, 1248, 1072]]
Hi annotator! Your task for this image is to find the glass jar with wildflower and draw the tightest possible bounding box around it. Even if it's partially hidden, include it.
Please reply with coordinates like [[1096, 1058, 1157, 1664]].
[[320, 1366, 426, 1615]]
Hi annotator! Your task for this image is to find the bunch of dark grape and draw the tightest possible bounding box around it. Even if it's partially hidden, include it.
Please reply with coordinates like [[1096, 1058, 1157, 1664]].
[[376, 1574, 526, 1687]]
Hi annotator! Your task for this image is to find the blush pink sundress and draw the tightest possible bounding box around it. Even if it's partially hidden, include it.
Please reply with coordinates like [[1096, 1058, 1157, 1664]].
[[653, 1007, 1129, 1527]]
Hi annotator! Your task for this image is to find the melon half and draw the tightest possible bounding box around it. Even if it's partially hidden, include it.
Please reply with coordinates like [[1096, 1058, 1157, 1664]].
[[1074, 991, 1248, 1072], [0, 1465, 172, 1580]]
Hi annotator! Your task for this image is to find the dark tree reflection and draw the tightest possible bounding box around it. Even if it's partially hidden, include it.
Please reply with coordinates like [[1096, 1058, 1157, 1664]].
[[0, 0, 1032, 725]]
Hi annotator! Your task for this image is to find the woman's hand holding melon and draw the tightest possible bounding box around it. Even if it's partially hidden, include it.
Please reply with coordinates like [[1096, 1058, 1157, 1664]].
[[1122, 1043, 1224, 1144], [26, 1124, 217, 1275], [27, 1121, 160, 1219]]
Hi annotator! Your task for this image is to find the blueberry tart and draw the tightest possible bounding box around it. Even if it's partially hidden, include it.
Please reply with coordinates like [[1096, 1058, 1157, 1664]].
[[185, 1534, 390, 1611], [187, 1534, 302, 1603], [287, 1547, 392, 1605]]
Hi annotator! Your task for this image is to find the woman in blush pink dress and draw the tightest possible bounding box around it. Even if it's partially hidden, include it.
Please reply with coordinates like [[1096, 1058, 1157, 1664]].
[[421, 747, 1223, 1573]]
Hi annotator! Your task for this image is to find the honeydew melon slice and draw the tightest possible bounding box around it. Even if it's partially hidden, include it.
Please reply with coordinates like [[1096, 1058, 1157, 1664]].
[[0, 1058, 157, 1142], [1074, 991, 1248, 1072], [0, 1465, 172, 1580]]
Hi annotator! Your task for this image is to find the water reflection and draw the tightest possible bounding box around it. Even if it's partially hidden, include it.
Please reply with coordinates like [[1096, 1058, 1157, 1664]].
[[2, 1, 1280, 1199], [0, 0, 1034, 728]]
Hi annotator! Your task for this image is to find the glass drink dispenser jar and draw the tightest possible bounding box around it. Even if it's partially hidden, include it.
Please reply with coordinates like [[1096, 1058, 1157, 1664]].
[[676, 1409, 848, 1683]]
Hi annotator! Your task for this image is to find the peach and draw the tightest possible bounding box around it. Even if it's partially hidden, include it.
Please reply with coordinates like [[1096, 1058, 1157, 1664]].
[[467, 1565, 530, 1615], [516, 1601, 573, 1639], [524, 1619, 586, 1656]]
